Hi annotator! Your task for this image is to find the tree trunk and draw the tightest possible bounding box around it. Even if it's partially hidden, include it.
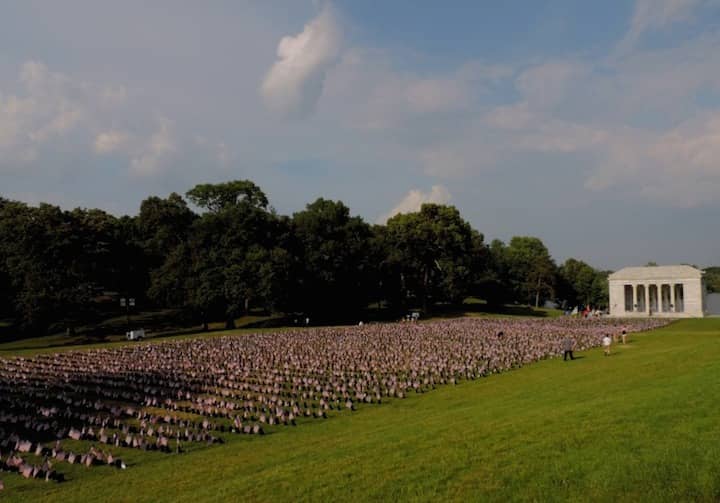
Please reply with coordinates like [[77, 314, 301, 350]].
[[423, 267, 430, 313], [225, 318, 236, 330]]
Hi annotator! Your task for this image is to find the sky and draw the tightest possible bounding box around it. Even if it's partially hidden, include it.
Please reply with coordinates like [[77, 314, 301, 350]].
[[1, 0, 720, 270]]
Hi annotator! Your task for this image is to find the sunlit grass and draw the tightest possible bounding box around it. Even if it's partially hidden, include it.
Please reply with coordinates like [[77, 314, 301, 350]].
[[2, 319, 719, 502]]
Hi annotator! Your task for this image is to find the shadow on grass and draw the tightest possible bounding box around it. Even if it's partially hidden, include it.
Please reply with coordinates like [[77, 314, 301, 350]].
[[430, 302, 555, 319], [0, 301, 562, 354]]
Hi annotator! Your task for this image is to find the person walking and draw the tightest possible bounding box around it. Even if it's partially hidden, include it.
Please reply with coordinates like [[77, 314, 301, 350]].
[[562, 336, 575, 361], [602, 334, 612, 356]]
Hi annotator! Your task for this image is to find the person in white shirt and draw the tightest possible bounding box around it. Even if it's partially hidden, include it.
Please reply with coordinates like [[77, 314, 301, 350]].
[[602, 334, 612, 356]]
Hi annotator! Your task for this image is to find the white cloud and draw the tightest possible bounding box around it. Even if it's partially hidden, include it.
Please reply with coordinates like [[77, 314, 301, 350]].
[[405, 78, 470, 114], [194, 136, 236, 168], [320, 51, 510, 130], [584, 113, 720, 205], [419, 142, 499, 178], [484, 102, 533, 130], [377, 185, 452, 223], [100, 85, 128, 107], [94, 130, 130, 154], [130, 118, 176, 176], [261, 5, 342, 117], [19, 61, 70, 96], [0, 61, 230, 181], [0, 62, 89, 164], [619, 0, 708, 51], [515, 61, 589, 110]]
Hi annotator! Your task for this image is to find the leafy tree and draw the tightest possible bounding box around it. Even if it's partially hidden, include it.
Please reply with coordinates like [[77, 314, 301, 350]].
[[476, 239, 514, 306], [590, 270, 610, 308], [137, 193, 197, 310], [558, 258, 596, 306], [704, 267, 720, 293], [136, 193, 196, 260], [502, 236, 556, 307], [147, 243, 192, 309], [0, 201, 126, 334], [385, 204, 483, 312], [182, 181, 285, 328], [186, 180, 268, 213], [557, 258, 608, 308], [289, 198, 374, 320]]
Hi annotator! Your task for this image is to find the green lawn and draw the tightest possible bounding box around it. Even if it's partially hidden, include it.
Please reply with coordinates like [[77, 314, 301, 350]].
[[428, 299, 564, 320], [3, 319, 720, 502]]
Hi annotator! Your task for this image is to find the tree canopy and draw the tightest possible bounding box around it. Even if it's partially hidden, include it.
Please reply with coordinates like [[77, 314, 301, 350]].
[[0, 180, 616, 336], [186, 180, 269, 212]]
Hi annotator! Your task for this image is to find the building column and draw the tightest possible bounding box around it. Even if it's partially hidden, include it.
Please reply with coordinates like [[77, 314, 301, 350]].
[[646, 283, 651, 314]]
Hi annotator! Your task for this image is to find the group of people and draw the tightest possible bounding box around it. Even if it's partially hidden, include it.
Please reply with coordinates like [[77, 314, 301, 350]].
[[562, 326, 631, 360]]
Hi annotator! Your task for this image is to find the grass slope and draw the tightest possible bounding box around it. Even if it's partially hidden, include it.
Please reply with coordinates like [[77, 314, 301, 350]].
[[3, 319, 720, 502]]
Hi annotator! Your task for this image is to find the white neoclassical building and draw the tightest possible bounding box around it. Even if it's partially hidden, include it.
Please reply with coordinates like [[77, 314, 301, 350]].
[[608, 265, 707, 318]]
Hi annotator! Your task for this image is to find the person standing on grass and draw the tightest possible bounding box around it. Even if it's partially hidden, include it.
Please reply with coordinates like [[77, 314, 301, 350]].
[[602, 334, 612, 356], [562, 336, 575, 361], [621, 328, 627, 344]]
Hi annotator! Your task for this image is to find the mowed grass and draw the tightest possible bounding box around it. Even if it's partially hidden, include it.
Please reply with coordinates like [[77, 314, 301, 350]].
[[2, 319, 720, 502]]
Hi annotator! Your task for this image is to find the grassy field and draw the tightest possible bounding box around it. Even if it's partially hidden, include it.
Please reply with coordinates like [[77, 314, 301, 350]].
[[2, 318, 719, 502]]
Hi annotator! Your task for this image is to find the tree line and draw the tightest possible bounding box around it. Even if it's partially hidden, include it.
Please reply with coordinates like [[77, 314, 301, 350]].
[[0, 180, 611, 336]]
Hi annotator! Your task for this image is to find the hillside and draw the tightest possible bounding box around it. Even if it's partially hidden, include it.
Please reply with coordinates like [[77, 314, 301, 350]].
[[2, 319, 719, 502]]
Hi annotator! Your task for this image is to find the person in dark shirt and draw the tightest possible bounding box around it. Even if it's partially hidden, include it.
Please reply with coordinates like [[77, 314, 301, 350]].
[[562, 336, 575, 361]]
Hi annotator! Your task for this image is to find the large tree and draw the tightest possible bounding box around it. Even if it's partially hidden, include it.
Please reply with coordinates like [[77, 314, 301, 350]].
[[182, 180, 286, 328], [704, 267, 720, 293], [474, 239, 514, 307], [186, 180, 269, 212], [384, 204, 483, 312], [289, 198, 374, 320], [137, 193, 197, 310], [0, 201, 126, 334], [501, 236, 557, 307], [557, 258, 609, 308], [136, 193, 196, 260]]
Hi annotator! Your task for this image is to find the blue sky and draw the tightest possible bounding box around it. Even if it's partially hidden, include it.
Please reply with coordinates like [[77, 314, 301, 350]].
[[1, 0, 720, 270]]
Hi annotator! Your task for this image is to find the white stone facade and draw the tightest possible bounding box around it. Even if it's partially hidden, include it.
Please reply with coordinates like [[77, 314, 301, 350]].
[[608, 265, 706, 318]]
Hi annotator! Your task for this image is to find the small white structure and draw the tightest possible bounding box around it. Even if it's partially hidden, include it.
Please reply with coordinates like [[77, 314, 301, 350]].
[[126, 329, 145, 341], [608, 265, 707, 318]]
